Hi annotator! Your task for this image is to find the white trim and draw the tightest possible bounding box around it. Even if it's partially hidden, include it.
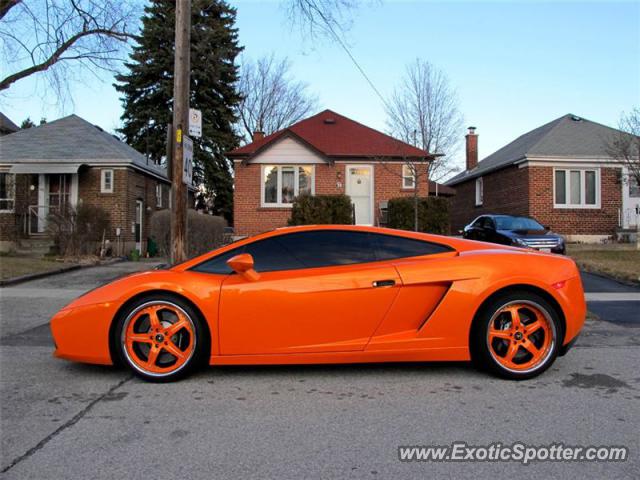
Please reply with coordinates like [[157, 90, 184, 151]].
[[0, 172, 15, 213], [553, 167, 601, 209], [135, 199, 143, 253], [260, 165, 315, 208], [70, 173, 79, 207], [101, 169, 114, 193], [345, 164, 374, 226], [249, 136, 327, 165], [402, 164, 416, 189], [155, 183, 163, 208], [475, 177, 483, 206]]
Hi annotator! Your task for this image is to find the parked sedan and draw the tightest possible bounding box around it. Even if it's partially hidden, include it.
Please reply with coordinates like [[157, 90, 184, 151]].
[[463, 215, 566, 254]]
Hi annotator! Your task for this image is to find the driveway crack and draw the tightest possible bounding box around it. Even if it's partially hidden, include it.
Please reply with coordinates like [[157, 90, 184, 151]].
[[1, 375, 132, 474]]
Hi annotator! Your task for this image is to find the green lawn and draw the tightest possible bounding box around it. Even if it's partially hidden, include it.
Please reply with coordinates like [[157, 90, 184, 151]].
[[567, 243, 640, 284], [0, 256, 72, 281]]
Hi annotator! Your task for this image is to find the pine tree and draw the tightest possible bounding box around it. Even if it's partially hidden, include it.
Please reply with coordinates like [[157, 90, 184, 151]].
[[115, 0, 242, 222]]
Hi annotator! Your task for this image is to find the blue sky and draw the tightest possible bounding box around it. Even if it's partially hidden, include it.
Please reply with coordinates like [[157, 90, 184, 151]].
[[2, 0, 639, 174]]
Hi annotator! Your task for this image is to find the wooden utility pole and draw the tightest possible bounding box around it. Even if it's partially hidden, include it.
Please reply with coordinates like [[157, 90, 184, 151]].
[[170, 0, 191, 263]]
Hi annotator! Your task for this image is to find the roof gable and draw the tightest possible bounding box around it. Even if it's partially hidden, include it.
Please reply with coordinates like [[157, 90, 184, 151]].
[[0, 114, 167, 178], [228, 109, 430, 160], [446, 114, 625, 186]]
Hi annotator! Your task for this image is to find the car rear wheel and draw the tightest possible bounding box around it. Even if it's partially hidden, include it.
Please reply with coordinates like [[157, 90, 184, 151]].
[[114, 294, 207, 382], [471, 291, 563, 380]]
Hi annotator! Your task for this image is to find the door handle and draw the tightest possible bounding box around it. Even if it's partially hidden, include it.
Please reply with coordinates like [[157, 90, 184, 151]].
[[372, 279, 396, 288]]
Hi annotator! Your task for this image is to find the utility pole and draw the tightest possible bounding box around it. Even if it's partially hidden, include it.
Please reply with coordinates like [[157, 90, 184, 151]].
[[170, 0, 191, 263]]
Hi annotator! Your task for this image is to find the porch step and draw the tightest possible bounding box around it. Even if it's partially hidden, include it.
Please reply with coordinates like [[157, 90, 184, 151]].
[[615, 228, 638, 243]]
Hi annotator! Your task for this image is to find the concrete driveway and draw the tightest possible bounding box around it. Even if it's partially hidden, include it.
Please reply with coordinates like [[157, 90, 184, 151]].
[[1, 263, 638, 479]]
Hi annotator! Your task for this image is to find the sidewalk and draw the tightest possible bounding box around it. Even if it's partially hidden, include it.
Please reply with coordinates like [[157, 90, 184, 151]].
[[581, 272, 640, 326]]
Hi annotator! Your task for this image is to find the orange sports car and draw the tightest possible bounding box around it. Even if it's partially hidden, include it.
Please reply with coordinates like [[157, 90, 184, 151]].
[[50, 225, 586, 382]]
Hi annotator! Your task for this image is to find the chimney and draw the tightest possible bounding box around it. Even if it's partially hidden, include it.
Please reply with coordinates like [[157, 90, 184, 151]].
[[252, 130, 265, 142], [465, 126, 478, 171]]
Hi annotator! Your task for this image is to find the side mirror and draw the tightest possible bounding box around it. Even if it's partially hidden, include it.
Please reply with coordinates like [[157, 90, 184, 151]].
[[226, 253, 260, 281]]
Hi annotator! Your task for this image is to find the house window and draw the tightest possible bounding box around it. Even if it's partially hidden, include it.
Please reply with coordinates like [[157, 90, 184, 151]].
[[554, 168, 599, 208], [262, 165, 314, 207], [402, 164, 416, 189], [475, 177, 483, 206], [101, 169, 114, 193], [156, 184, 163, 207], [0, 173, 15, 212]]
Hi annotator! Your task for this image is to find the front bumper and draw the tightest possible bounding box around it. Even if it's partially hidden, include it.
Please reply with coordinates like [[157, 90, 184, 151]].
[[50, 302, 115, 365]]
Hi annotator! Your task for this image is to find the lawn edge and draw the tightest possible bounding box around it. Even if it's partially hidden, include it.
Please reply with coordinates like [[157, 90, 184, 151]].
[[0, 257, 125, 287]]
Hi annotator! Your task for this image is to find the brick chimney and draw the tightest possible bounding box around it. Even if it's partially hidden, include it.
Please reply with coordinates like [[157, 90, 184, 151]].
[[252, 131, 265, 142], [465, 126, 478, 171]]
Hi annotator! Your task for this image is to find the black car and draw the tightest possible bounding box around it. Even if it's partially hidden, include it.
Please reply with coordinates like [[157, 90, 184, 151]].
[[462, 214, 566, 254]]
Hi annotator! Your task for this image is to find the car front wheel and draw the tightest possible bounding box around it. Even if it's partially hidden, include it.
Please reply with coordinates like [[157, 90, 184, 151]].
[[114, 294, 207, 382]]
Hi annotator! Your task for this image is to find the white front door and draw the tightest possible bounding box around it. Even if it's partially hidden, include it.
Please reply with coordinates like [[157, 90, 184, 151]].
[[346, 165, 373, 225], [622, 168, 640, 228]]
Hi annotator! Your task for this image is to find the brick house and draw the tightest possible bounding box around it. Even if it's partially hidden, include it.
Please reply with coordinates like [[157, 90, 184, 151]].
[[228, 109, 454, 237], [446, 114, 640, 242], [0, 114, 172, 254]]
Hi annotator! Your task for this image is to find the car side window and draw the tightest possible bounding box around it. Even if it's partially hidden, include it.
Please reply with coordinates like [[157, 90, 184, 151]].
[[191, 247, 244, 274], [372, 233, 452, 260], [272, 231, 376, 269]]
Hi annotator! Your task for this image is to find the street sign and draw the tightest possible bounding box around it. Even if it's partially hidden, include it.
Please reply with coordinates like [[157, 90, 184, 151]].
[[183, 135, 193, 185], [188, 108, 202, 137]]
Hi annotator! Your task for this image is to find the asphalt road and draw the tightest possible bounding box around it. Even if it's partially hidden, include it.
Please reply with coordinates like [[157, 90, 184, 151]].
[[0, 262, 638, 479]]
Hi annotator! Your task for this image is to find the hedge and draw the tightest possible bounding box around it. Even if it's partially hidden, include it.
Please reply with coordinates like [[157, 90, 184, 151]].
[[288, 193, 353, 225], [387, 196, 449, 234], [150, 209, 227, 258]]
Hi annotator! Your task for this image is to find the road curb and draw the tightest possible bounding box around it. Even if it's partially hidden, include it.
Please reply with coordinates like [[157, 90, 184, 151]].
[[0, 257, 125, 287]]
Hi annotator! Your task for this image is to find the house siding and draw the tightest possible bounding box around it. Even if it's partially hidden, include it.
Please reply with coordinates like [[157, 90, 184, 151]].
[[233, 160, 430, 237], [528, 166, 621, 237], [449, 165, 530, 232], [449, 165, 622, 238]]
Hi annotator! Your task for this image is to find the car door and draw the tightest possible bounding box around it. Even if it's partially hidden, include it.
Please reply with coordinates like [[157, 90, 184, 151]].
[[218, 230, 401, 355]]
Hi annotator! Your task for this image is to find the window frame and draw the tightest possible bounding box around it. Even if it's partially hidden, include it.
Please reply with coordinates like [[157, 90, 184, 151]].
[[553, 167, 600, 209], [155, 183, 163, 208], [0, 172, 15, 213], [402, 164, 416, 189], [260, 165, 315, 208], [475, 177, 483, 206], [191, 230, 453, 275], [101, 169, 114, 194]]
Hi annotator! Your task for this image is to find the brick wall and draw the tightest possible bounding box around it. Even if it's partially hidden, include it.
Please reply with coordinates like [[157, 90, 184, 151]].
[[528, 166, 621, 236], [233, 161, 430, 237], [449, 165, 530, 232], [78, 167, 170, 255], [448, 165, 623, 237]]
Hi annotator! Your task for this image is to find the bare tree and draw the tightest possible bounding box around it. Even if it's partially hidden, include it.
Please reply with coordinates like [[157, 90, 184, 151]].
[[0, 0, 138, 97], [386, 59, 464, 183], [607, 107, 640, 186], [236, 53, 318, 142], [286, 0, 359, 39], [607, 107, 640, 248]]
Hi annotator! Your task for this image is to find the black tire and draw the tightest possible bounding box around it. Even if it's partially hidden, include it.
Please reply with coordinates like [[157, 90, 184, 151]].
[[113, 293, 208, 382], [470, 290, 564, 380]]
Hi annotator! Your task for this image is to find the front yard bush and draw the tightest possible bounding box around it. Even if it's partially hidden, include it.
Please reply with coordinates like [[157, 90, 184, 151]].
[[47, 204, 111, 257], [288, 193, 353, 225], [150, 209, 227, 258], [387, 196, 450, 234]]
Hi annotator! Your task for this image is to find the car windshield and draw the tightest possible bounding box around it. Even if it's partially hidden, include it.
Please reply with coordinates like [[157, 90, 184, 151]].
[[494, 216, 544, 231]]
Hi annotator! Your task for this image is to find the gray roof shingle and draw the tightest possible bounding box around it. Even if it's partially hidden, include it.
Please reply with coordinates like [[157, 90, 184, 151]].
[[0, 112, 19, 134], [0, 114, 168, 179], [446, 114, 622, 186]]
